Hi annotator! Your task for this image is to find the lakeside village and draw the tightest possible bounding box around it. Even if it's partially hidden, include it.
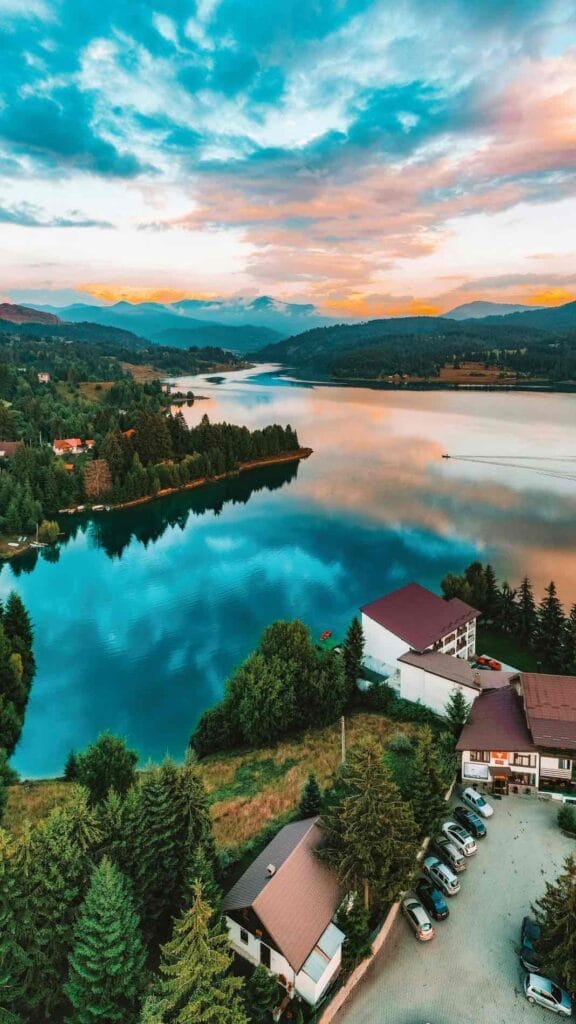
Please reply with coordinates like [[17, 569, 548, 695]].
[[4, 570, 576, 1024]]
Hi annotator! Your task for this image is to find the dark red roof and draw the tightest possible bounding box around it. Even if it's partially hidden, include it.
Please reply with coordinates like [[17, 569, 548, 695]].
[[521, 673, 576, 750], [361, 583, 479, 652], [456, 686, 536, 752]]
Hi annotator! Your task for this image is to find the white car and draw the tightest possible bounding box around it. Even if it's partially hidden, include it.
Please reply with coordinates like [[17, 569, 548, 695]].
[[462, 787, 494, 818], [524, 974, 572, 1016], [423, 856, 461, 896], [441, 821, 477, 857]]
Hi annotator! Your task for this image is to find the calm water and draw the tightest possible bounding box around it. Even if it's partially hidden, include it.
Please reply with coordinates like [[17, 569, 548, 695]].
[[4, 367, 576, 777]]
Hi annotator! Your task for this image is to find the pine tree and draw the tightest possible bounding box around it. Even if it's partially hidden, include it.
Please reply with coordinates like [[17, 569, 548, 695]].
[[408, 726, 448, 836], [319, 737, 418, 911], [335, 895, 372, 971], [566, 604, 576, 674], [445, 689, 471, 739], [64, 750, 78, 781], [483, 564, 499, 621], [534, 854, 576, 992], [3, 593, 33, 650], [343, 617, 365, 702], [534, 582, 569, 673], [517, 577, 538, 646], [65, 858, 146, 1024], [298, 772, 322, 819], [497, 581, 518, 635], [244, 965, 279, 1024], [150, 882, 248, 1024], [0, 831, 27, 1016]]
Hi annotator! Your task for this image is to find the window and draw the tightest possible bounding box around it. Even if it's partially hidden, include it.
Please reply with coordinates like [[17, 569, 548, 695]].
[[513, 754, 536, 768], [470, 751, 489, 762], [240, 929, 249, 945], [559, 758, 572, 770]]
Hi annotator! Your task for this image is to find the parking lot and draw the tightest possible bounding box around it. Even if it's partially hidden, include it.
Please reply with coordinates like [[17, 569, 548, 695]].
[[334, 795, 573, 1024]]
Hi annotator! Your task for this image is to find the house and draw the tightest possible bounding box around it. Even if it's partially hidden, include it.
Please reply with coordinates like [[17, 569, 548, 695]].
[[398, 651, 481, 715], [456, 673, 576, 798], [223, 817, 344, 1006], [0, 440, 23, 459], [361, 582, 479, 682], [37, 372, 51, 384], [53, 438, 95, 456]]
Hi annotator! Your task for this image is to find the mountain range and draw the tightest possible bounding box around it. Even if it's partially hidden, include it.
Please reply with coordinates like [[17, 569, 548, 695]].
[[443, 300, 543, 320]]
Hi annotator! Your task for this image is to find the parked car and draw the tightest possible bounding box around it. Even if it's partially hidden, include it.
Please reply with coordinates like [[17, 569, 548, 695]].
[[524, 974, 572, 1016], [415, 879, 449, 921], [401, 895, 436, 941], [461, 787, 494, 818], [453, 805, 487, 838], [441, 821, 477, 856], [430, 834, 467, 872], [423, 856, 461, 896], [520, 916, 542, 972]]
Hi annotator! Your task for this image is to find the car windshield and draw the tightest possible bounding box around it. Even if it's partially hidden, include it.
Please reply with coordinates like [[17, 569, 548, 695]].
[[551, 985, 563, 1002], [421, 922, 432, 931], [476, 795, 486, 806]]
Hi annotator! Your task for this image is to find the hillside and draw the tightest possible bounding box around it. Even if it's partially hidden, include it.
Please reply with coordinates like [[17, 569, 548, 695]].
[[153, 323, 281, 352], [478, 299, 576, 331], [0, 302, 60, 325], [445, 301, 540, 319]]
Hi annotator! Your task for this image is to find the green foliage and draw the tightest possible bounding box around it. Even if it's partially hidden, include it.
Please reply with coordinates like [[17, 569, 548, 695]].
[[0, 593, 35, 757], [444, 690, 471, 739], [319, 737, 418, 912], [558, 805, 576, 836], [64, 749, 78, 781], [335, 896, 372, 971], [145, 881, 248, 1024], [386, 732, 414, 755], [343, 617, 365, 702], [298, 772, 322, 819], [37, 519, 59, 543], [192, 620, 346, 755], [243, 965, 279, 1024], [534, 855, 576, 992], [65, 858, 146, 1024], [535, 582, 571, 673], [75, 732, 138, 805], [407, 726, 449, 836]]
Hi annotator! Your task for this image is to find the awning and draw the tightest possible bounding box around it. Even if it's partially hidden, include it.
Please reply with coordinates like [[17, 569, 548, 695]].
[[488, 765, 512, 777]]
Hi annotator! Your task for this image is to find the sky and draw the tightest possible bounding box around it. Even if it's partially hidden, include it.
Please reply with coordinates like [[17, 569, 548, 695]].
[[1, 0, 576, 317]]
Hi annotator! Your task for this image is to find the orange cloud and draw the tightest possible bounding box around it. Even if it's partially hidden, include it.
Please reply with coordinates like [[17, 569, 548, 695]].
[[527, 287, 576, 307], [80, 283, 219, 304]]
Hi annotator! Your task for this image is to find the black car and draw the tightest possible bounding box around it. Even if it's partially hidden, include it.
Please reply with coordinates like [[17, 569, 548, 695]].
[[453, 804, 487, 838], [415, 878, 449, 921], [520, 916, 541, 972]]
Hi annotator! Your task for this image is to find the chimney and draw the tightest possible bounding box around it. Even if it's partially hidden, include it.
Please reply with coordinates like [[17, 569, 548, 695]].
[[266, 864, 276, 877]]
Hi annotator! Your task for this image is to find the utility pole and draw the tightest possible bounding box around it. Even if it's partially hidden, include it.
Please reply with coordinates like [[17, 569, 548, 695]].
[[341, 715, 346, 765]]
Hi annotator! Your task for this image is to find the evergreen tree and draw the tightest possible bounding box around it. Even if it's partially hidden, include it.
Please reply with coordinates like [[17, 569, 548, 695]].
[[464, 561, 488, 613], [408, 726, 448, 836], [64, 749, 78, 781], [65, 858, 146, 1024], [445, 689, 471, 739], [534, 582, 569, 673], [0, 831, 27, 1016], [148, 882, 248, 1024], [534, 854, 576, 992], [565, 603, 576, 674], [298, 772, 322, 819], [482, 564, 499, 621], [243, 965, 279, 1024], [343, 616, 365, 702], [517, 577, 538, 645], [335, 895, 372, 971], [319, 738, 418, 911], [496, 581, 519, 635], [3, 593, 33, 650], [75, 732, 138, 805]]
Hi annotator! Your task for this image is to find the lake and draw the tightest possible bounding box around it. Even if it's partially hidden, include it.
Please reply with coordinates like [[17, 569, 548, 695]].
[[4, 366, 576, 777]]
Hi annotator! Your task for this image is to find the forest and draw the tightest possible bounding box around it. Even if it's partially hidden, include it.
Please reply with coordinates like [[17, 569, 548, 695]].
[[0, 331, 301, 538]]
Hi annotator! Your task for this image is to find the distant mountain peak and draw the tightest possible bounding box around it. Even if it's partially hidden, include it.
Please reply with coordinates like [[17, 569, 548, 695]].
[[444, 300, 543, 320]]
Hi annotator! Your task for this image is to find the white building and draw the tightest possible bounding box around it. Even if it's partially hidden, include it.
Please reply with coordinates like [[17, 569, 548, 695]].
[[397, 650, 486, 715], [223, 817, 344, 1007], [361, 582, 479, 682]]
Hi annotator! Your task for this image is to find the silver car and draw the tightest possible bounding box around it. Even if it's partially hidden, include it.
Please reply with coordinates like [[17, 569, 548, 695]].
[[442, 820, 477, 857], [524, 974, 572, 1016], [462, 786, 494, 818], [401, 895, 436, 941], [423, 855, 461, 896], [430, 834, 467, 873]]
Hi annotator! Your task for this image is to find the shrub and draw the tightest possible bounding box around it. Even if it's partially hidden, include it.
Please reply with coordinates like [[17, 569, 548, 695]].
[[192, 702, 240, 758], [386, 731, 414, 755], [358, 680, 396, 713], [38, 519, 60, 544], [558, 805, 576, 835]]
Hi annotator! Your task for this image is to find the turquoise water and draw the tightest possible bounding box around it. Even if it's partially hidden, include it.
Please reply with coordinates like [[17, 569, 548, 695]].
[[4, 367, 575, 777]]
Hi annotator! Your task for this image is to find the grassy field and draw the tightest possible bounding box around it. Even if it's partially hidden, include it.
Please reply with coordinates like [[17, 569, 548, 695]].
[[5, 713, 421, 849], [477, 626, 539, 671]]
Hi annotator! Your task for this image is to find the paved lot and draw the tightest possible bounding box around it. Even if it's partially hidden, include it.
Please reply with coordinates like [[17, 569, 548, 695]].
[[335, 796, 573, 1024]]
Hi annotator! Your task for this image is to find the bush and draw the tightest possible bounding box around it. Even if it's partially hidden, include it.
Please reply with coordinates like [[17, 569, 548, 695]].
[[388, 697, 443, 726], [558, 805, 576, 835], [38, 519, 60, 544], [358, 680, 396, 713], [386, 731, 414, 755], [75, 732, 138, 805], [191, 702, 240, 758]]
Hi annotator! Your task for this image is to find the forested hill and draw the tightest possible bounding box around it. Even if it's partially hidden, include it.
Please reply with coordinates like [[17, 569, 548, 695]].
[[254, 309, 576, 382]]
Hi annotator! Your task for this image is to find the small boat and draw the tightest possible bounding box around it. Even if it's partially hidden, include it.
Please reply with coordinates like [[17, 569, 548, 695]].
[[92, 505, 104, 511]]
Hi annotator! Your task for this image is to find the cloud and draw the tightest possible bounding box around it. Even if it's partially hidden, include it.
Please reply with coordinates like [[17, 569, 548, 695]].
[[0, 200, 113, 228]]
